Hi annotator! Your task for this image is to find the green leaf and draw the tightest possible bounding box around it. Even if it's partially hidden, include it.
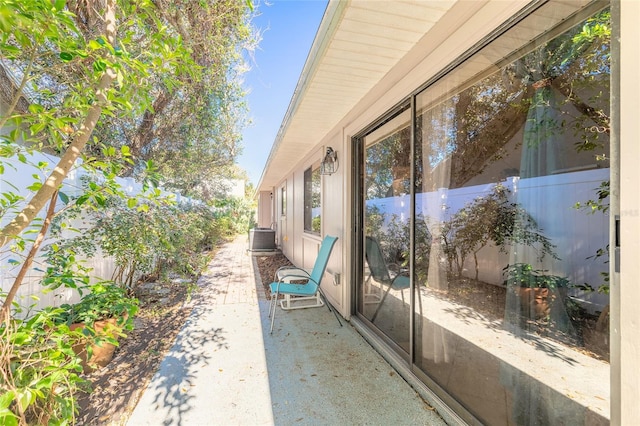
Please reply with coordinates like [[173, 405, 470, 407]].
[[26, 182, 42, 191], [17, 389, 35, 411], [93, 59, 107, 72], [75, 194, 89, 206], [29, 122, 47, 134], [28, 104, 44, 114], [0, 412, 18, 426], [0, 390, 15, 410], [10, 331, 30, 345], [127, 198, 137, 208], [54, 0, 66, 11], [88, 40, 102, 50], [35, 376, 53, 390], [58, 191, 69, 204], [59, 51, 73, 61], [95, 194, 106, 207]]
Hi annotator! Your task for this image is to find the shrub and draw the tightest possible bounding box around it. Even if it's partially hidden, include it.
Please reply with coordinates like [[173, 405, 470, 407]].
[[57, 283, 138, 330], [0, 308, 88, 426]]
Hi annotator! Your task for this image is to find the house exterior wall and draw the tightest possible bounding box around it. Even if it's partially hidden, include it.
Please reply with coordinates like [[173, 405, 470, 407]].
[[269, 146, 347, 308], [257, 191, 272, 228], [258, 0, 638, 423], [616, 0, 640, 422]]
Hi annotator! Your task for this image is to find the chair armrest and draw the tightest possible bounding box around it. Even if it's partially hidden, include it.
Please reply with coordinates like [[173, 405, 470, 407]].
[[271, 276, 319, 292], [278, 274, 319, 285], [275, 266, 311, 281]]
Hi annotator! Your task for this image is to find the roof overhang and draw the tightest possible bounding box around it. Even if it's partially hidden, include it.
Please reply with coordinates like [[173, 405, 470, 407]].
[[256, 0, 462, 192]]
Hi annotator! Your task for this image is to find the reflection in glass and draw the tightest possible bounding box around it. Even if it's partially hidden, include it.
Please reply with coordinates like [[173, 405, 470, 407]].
[[304, 166, 321, 234], [360, 113, 412, 352], [412, 6, 610, 425]]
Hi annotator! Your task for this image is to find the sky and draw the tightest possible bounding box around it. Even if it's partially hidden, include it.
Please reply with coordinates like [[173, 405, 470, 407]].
[[238, 0, 328, 186]]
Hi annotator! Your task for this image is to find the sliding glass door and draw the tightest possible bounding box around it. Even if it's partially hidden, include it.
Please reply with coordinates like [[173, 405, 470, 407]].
[[358, 105, 412, 354], [355, 2, 611, 424]]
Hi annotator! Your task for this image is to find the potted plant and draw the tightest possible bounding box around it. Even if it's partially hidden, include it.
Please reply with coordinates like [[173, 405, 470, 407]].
[[503, 263, 569, 323], [58, 282, 138, 373]]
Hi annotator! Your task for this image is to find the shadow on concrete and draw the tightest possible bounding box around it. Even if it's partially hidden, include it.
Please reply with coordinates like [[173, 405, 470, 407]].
[[139, 307, 226, 426], [251, 256, 445, 426]]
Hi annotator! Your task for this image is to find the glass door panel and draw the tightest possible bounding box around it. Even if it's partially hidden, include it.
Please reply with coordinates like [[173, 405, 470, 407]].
[[413, 5, 611, 424], [359, 108, 412, 353]]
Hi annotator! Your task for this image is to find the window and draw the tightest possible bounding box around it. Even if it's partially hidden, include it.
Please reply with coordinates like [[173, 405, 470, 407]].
[[280, 185, 286, 216], [304, 165, 321, 234]]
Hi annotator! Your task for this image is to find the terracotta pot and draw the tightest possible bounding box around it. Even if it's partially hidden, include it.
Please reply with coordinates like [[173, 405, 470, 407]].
[[70, 317, 121, 373], [514, 287, 567, 320], [515, 287, 550, 319]]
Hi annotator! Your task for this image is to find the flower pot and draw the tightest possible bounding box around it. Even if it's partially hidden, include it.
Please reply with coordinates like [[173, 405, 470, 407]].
[[70, 317, 122, 374], [514, 286, 568, 321], [515, 287, 550, 319]]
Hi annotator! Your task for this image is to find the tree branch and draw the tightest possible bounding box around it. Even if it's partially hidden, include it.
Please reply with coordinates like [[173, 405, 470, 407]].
[[0, 0, 117, 248], [1, 190, 58, 322]]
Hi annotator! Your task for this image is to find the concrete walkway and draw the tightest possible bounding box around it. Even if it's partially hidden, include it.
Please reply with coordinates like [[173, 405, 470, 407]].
[[127, 236, 446, 426]]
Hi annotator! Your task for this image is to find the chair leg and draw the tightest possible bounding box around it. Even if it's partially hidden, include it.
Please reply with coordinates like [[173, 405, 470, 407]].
[[270, 290, 279, 334], [371, 283, 394, 323], [318, 289, 342, 327], [268, 291, 276, 318]]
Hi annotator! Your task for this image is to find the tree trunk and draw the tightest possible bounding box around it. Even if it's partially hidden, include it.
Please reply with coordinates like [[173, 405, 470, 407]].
[[0, 0, 117, 249], [1, 190, 58, 322], [123, 91, 173, 176]]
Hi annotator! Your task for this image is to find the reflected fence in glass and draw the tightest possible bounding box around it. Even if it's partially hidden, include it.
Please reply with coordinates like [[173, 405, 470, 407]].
[[410, 6, 611, 423], [357, 4, 611, 424]]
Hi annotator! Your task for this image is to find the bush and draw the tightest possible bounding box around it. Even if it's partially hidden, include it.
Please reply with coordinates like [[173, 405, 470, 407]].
[[57, 283, 138, 329], [0, 308, 88, 426]]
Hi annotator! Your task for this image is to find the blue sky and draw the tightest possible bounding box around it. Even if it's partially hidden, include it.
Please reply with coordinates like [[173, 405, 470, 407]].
[[238, 0, 328, 186]]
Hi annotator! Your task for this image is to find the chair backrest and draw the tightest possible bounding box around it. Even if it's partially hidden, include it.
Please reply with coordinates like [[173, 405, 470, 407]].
[[309, 235, 338, 289], [365, 236, 392, 283]]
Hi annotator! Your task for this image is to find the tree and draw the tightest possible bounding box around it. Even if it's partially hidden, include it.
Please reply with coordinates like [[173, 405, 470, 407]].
[[442, 184, 557, 279], [0, 0, 255, 316], [89, 0, 257, 187]]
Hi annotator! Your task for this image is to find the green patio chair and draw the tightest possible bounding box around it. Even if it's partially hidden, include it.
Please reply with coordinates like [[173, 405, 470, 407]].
[[365, 236, 413, 323], [269, 235, 342, 333]]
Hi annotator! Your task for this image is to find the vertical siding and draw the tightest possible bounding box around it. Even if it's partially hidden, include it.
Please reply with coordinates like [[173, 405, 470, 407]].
[[616, 0, 639, 422]]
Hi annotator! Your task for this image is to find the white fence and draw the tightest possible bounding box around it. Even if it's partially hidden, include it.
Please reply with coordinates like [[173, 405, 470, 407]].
[[366, 169, 610, 314], [0, 147, 193, 316]]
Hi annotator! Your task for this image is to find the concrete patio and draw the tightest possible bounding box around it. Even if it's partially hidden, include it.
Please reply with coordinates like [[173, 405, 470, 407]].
[[126, 236, 446, 425]]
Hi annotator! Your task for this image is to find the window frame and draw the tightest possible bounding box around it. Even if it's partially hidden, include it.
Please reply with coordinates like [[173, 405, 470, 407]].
[[303, 163, 322, 235]]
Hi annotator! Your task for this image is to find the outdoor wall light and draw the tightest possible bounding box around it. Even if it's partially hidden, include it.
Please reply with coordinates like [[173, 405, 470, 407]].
[[320, 147, 338, 175]]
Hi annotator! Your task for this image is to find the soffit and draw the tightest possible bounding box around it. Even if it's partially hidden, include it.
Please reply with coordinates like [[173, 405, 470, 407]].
[[257, 0, 457, 191]]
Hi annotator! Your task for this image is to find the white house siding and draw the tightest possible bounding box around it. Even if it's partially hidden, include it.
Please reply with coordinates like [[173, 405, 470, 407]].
[[318, 132, 346, 312], [616, 0, 640, 423]]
